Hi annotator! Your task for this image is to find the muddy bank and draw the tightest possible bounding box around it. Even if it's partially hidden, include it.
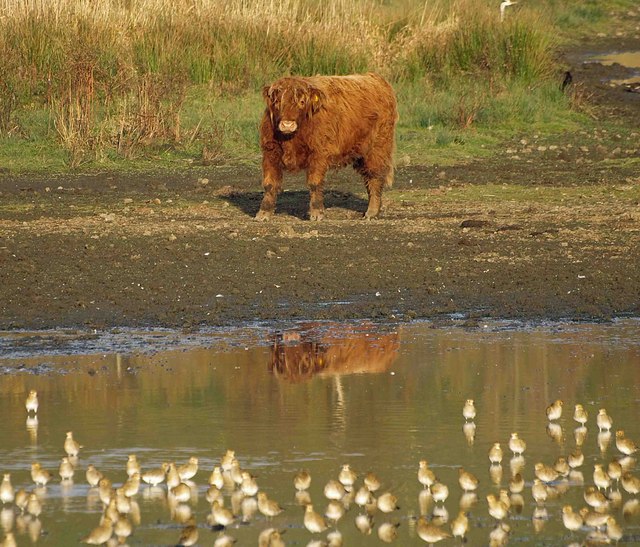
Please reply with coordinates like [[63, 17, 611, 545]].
[[1, 159, 638, 330], [0, 42, 639, 330]]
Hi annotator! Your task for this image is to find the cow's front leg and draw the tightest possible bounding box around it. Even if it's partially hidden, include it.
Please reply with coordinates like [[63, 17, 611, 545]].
[[307, 163, 328, 221], [256, 153, 283, 221]]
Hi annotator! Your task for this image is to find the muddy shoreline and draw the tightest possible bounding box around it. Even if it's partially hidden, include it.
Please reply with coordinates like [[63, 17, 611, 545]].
[[1, 42, 639, 330]]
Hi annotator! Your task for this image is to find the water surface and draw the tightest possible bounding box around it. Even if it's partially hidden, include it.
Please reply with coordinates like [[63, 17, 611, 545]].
[[1, 320, 639, 545]]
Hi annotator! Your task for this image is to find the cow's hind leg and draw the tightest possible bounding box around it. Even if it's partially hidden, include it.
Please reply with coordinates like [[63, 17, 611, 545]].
[[363, 177, 384, 219], [354, 158, 388, 219]]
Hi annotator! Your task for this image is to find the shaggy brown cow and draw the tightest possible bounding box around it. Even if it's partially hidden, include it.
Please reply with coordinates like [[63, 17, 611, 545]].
[[256, 73, 397, 221]]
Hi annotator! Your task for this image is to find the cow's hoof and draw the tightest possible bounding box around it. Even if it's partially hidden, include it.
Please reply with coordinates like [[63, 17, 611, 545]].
[[363, 210, 379, 220], [309, 210, 325, 221], [255, 209, 273, 221]]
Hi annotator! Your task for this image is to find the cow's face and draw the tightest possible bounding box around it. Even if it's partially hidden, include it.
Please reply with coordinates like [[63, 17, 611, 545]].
[[263, 79, 324, 135]]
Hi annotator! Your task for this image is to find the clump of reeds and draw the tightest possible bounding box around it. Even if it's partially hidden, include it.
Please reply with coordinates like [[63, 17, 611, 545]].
[[0, 0, 561, 165]]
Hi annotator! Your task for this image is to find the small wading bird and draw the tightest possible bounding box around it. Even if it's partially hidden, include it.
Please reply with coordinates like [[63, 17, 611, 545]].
[[509, 432, 526, 456], [463, 399, 476, 421], [489, 442, 503, 464], [597, 408, 613, 431], [364, 471, 381, 492], [304, 504, 328, 533], [573, 404, 588, 425], [64, 431, 82, 458], [500, 0, 517, 22], [546, 399, 563, 421], [0, 474, 14, 504], [30, 463, 52, 487], [126, 454, 140, 478], [417, 517, 452, 543]]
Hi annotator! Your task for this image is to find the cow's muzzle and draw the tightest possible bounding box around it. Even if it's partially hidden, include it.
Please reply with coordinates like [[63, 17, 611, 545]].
[[278, 120, 298, 134]]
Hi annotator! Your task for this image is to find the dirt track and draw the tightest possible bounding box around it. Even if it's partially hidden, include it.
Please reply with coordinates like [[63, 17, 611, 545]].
[[0, 42, 639, 330]]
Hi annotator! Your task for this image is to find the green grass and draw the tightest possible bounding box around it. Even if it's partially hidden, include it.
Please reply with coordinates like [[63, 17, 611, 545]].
[[0, 0, 637, 172]]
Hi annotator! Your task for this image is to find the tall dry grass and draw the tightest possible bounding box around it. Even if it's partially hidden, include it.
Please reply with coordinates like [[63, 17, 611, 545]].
[[0, 0, 559, 164]]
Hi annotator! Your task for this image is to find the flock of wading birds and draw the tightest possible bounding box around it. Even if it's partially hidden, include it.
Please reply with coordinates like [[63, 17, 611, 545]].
[[0, 392, 639, 546]]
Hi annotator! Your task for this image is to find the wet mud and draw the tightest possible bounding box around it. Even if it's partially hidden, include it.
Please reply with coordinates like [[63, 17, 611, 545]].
[[0, 41, 639, 330]]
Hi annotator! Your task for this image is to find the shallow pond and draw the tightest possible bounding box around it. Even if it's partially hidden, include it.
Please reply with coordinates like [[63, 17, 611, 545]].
[[1, 320, 640, 545], [590, 50, 640, 86]]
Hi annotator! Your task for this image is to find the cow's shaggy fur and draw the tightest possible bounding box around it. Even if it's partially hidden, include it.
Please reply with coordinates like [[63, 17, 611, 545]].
[[256, 73, 397, 221]]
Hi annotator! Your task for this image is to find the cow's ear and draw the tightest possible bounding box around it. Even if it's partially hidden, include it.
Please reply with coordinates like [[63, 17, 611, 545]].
[[310, 88, 324, 114]]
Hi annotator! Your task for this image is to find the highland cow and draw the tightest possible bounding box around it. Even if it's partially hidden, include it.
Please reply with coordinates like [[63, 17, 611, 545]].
[[256, 73, 397, 221]]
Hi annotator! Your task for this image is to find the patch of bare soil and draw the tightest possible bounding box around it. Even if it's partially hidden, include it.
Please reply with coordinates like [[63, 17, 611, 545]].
[[0, 42, 639, 330]]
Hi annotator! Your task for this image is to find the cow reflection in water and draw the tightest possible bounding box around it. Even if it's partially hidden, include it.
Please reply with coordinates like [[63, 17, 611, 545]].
[[268, 323, 399, 382]]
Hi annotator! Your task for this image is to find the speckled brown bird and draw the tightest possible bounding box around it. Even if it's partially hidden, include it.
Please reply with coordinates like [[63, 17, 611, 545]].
[[59, 457, 74, 481], [211, 500, 235, 527], [418, 460, 436, 488], [63, 431, 81, 458], [176, 518, 198, 546], [304, 504, 328, 533], [377, 492, 399, 513], [325, 500, 345, 523], [583, 486, 609, 510], [85, 464, 104, 487], [323, 479, 345, 501], [338, 464, 357, 490], [209, 466, 224, 489], [431, 482, 449, 503], [561, 505, 583, 531], [573, 404, 588, 426], [26, 493, 41, 518], [508, 433, 526, 456], [257, 492, 283, 517], [534, 462, 559, 483], [240, 471, 258, 497], [364, 471, 381, 492], [487, 494, 508, 520], [488, 443, 503, 464], [126, 454, 140, 478], [30, 463, 52, 487], [463, 399, 476, 421], [142, 463, 168, 487], [81, 517, 113, 545], [546, 399, 563, 421], [417, 517, 452, 543], [596, 408, 613, 431], [616, 430, 639, 455], [621, 472, 640, 495], [178, 457, 198, 482], [458, 468, 479, 491], [0, 474, 14, 504], [593, 463, 611, 491], [451, 510, 469, 540]]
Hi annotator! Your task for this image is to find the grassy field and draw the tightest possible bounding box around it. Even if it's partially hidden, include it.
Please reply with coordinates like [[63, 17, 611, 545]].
[[0, 0, 636, 171]]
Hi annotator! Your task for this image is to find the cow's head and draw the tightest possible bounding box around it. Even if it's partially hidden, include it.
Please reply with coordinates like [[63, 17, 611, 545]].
[[263, 78, 324, 135]]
